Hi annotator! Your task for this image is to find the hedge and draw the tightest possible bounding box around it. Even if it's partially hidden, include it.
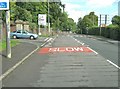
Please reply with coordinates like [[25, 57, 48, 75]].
[[87, 25, 120, 41]]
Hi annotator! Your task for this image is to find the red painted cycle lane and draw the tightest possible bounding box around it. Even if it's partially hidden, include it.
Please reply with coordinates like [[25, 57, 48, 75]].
[[39, 46, 93, 54]]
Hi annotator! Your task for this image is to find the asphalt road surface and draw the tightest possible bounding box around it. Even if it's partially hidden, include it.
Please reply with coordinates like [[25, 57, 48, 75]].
[[2, 34, 118, 87], [74, 35, 118, 65]]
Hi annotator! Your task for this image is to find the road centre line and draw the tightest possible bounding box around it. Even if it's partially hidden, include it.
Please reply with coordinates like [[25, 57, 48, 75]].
[[72, 36, 119, 69], [87, 47, 98, 54], [71, 36, 84, 45], [107, 60, 120, 69], [72, 36, 98, 54]]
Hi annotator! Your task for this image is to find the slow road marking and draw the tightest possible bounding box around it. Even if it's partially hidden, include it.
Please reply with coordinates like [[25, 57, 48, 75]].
[[39, 46, 93, 54]]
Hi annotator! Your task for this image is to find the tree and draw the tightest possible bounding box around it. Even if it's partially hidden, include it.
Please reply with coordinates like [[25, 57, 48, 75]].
[[112, 15, 120, 26], [77, 12, 98, 34], [82, 12, 98, 27], [6, 1, 75, 33]]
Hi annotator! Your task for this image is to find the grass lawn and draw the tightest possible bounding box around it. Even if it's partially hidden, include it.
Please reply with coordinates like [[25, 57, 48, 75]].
[[0, 39, 20, 51]]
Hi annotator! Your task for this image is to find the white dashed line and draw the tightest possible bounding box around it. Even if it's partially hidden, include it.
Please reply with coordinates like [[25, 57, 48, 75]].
[[71, 36, 98, 55], [71, 36, 84, 45], [107, 60, 120, 69], [87, 47, 98, 54]]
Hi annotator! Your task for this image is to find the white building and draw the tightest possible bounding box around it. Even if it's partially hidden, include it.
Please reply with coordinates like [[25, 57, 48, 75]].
[[118, 1, 120, 16]]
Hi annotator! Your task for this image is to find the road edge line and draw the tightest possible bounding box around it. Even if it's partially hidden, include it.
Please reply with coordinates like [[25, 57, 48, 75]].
[[107, 60, 120, 69], [0, 37, 54, 81], [0, 45, 39, 81]]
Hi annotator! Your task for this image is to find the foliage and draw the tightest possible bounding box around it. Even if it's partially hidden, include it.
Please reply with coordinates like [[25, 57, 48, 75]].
[[77, 12, 98, 34], [112, 15, 120, 26], [0, 39, 19, 51], [1, 1, 76, 32]]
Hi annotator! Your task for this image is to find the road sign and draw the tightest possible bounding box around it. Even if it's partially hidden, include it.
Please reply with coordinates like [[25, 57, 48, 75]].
[[98, 14, 110, 27], [38, 14, 46, 26], [0, 0, 9, 10], [39, 46, 93, 54]]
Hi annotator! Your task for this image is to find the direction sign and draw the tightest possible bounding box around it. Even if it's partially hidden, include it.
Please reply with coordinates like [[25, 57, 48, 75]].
[[0, 0, 9, 10]]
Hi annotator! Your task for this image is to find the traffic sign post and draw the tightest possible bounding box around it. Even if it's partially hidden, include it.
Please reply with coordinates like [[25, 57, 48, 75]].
[[0, 0, 9, 10], [0, 0, 11, 58], [6, 10, 11, 58], [38, 14, 46, 35]]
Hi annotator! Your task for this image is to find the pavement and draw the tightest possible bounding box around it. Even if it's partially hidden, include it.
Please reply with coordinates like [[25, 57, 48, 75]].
[[1, 37, 51, 77], [87, 35, 119, 46]]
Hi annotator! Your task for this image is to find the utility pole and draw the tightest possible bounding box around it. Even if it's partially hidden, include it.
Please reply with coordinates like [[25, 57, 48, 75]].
[[38, 24, 41, 35], [6, 10, 11, 58], [105, 15, 107, 25], [63, 4, 65, 12], [0, 11, 1, 89], [0, 11, 2, 40], [99, 14, 101, 36], [93, 15, 94, 26], [48, 0, 50, 34]]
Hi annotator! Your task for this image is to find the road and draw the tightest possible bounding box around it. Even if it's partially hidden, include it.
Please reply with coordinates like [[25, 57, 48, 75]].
[[74, 35, 118, 65], [2, 34, 118, 87]]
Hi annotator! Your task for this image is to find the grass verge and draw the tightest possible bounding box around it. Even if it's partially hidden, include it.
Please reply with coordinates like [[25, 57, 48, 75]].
[[0, 39, 20, 51]]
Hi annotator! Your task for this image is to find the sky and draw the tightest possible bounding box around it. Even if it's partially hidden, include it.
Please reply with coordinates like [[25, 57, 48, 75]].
[[61, 0, 120, 23]]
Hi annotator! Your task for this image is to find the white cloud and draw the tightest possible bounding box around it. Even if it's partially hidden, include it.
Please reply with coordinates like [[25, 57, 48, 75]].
[[64, 3, 86, 22], [87, 0, 116, 8], [67, 10, 86, 23], [65, 3, 81, 11], [61, 0, 118, 23]]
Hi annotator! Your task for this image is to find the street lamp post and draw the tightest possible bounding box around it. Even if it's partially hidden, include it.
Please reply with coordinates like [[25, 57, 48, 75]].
[[86, 24, 89, 35], [48, 0, 50, 34]]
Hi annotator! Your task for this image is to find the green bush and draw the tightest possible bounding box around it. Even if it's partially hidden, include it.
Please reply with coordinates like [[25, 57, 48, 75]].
[[88, 27, 99, 35], [87, 25, 120, 40], [106, 25, 120, 40]]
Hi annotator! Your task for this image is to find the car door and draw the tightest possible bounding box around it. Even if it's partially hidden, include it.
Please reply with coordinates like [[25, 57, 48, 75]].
[[16, 30, 22, 38], [22, 31, 30, 38]]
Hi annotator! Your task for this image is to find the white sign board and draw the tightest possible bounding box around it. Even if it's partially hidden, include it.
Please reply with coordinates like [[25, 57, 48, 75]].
[[38, 14, 46, 26], [0, 0, 9, 10], [98, 15, 110, 27]]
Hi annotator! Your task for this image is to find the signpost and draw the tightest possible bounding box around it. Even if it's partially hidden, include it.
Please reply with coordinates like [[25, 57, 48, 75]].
[[0, 0, 9, 10], [38, 14, 46, 35], [98, 14, 109, 36], [0, 0, 11, 58]]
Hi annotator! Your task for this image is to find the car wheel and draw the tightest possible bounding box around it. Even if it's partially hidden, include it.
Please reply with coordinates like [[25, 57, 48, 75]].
[[13, 35, 17, 39], [30, 36, 34, 40]]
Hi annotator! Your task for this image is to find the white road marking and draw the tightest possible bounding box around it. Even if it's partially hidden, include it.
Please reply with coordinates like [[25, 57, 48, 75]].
[[0, 45, 39, 81], [44, 38, 49, 42], [71, 36, 84, 45], [0, 37, 56, 81], [107, 60, 120, 69], [71, 36, 98, 55], [41, 38, 53, 47], [87, 47, 98, 54]]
